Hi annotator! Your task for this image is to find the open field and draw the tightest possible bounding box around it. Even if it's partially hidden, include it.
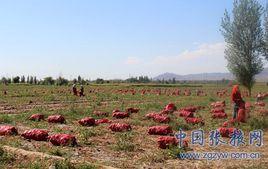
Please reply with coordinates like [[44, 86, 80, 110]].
[[0, 83, 268, 169]]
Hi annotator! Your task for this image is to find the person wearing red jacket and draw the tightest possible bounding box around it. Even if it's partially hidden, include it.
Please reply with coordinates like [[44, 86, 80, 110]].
[[231, 85, 245, 119]]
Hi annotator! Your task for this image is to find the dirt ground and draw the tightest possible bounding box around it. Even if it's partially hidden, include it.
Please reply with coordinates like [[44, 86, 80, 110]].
[[0, 84, 267, 169]]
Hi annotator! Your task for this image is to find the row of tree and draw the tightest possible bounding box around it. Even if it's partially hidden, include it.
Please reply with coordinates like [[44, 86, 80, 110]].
[[126, 76, 152, 83], [1, 76, 38, 84], [0, 75, 236, 86], [0, 76, 90, 86], [0, 76, 153, 85]]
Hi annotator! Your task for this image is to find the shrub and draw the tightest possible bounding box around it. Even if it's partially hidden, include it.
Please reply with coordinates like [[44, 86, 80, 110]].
[[167, 146, 187, 159], [0, 146, 15, 165], [53, 160, 75, 169], [248, 117, 268, 130], [113, 133, 135, 152], [0, 115, 13, 123], [49, 148, 66, 157]]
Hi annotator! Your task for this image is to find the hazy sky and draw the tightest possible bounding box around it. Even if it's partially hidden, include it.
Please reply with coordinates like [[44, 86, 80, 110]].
[[0, 0, 267, 80]]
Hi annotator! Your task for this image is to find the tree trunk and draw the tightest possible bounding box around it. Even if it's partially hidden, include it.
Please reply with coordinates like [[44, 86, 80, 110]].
[[247, 87, 251, 97]]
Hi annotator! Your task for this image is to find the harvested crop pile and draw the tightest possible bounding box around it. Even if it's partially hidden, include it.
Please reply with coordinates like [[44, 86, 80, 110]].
[[126, 108, 139, 113], [95, 118, 112, 125], [171, 90, 180, 96], [145, 113, 170, 123], [0, 125, 18, 136], [211, 108, 225, 114], [153, 114, 170, 123], [245, 102, 252, 109], [184, 90, 191, 96], [145, 112, 158, 119], [78, 117, 95, 126], [47, 115, 65, 124], [258, 109, 268, 116], [180, 106, 197, 113], [141, 90, 146, 95], [112, 112, 129, 119], [236, 109, 246, 123], [179, 110, 194, 118], [211, 101, 226, 108], [255, 101, 265, 107], [185, 117, 204, 125], [93, 111, 109, 117], [157, 136, 178, 149], [21, 129, 49, 141], [157, 136, 189, 149], [48, 134, 77, 146], [112, 109, 120, 113], [29, 114, 45, 121], [222, 119, 237, 127], [212, 113, 227, 119], [165, 103, 177, 111], [218, 127, 235, 138], [148, 126, 173, 135], [162, 103, 177, 114], [109, 123, 131, 132]]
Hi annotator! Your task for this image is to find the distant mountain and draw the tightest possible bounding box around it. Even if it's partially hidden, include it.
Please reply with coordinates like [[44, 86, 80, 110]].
[[154, 68, 268, 81]]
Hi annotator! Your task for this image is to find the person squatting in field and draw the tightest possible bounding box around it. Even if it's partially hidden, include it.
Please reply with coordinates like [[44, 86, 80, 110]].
[[231, 85, 245, 119], [72, 84, 85, 97]]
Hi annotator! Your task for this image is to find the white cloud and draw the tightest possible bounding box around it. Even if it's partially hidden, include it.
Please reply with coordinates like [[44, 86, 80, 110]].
[[148, 42, 228, 75], [124, 57, 141, 65], [152, 42, 225, 65], [109, 42, 227, 78]]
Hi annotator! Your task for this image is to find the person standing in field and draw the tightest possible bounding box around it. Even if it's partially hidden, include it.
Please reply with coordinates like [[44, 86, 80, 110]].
[[72, 84, 77, 96], [231, 85, 245, 119], [79, 84, 84, 97]]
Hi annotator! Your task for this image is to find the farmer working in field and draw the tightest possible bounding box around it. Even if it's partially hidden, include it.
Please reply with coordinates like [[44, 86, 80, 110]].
[[72, 84, 77, 96], [79, 85, 84, 97], [231, 85, 245, 119]]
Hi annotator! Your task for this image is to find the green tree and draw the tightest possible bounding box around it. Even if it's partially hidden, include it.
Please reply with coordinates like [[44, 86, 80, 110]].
[[73, 78, 77, 84], [21, 76, 25, 83], [12, 76, 20, 83], [26, 76, 30, 83], [78, 75, 82, 83], [29, 76, 34, 84], [43, 77, 55, 85], [221, 0, 264, 96], [0, 77, 8, 84], [33, 76, 37, 84], [7, 78, 11, 84], [96, 78, 104, 84], [55, 76, 69, 86]]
